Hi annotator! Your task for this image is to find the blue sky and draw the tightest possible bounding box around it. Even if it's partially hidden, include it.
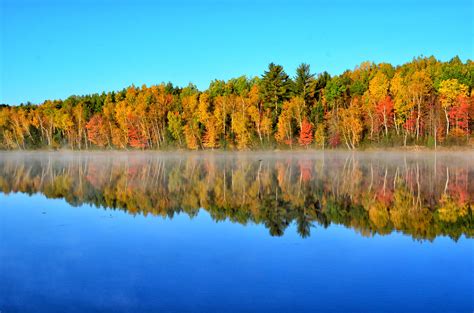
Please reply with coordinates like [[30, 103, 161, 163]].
[[0, 0, 472, 105]]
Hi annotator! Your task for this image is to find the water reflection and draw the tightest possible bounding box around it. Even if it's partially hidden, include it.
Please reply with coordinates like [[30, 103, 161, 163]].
[[0, 152, 472, 240]]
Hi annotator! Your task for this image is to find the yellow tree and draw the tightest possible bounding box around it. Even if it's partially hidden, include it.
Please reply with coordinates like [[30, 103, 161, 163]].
[[275, 97, 306, 147], [247, 85, 271, 146], [314, 123, 325, 149], [213, 95, 229, 142], [114, 94, 131, 148], [9, 107, 31, 149], [99, 97, 116, 148], [0, 108, 9, 148], [54, 107, 74, 148], [438, 79, 469, 136], [232, 109, 250, 149], [232, 90, 254, 149], [148, 84, 173, 147], [31, 100, 58, 147], [202, 118, 219, 149], [338, 100, 363, 149], [287, 96, 306, 130], [133, 85, 152, 149], [390, 72, 413, 144], [0, 108, 15, 148], [407, 69, 432, 140], [182, 94, 201, 149], [364, 71, 389, 140], [261, 109, 273, 143], [72, 103, 87, 149], [198, 93, 219, 149], [167, 111, 183, 146], [275, 108, 293, 147]]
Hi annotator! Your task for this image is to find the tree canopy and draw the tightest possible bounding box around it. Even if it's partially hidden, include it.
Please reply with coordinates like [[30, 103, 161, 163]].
[[0, 56, 472, 150]]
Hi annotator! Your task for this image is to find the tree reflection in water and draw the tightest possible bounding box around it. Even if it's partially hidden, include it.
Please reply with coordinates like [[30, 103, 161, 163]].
[[0, 152, 472, 240]]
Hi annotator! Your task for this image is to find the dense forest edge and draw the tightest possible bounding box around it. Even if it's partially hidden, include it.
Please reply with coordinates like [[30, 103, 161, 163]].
[[1, 56, 473, 150]]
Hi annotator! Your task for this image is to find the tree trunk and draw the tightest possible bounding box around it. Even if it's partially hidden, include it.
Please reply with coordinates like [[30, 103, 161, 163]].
[[394, 114, 399, 135], [369, 113, 374, 140], [444, 108, 450, 137], [416, 98, 421, 140]]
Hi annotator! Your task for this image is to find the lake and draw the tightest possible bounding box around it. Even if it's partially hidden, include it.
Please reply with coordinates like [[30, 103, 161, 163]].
[[0, 151, 472, 313]]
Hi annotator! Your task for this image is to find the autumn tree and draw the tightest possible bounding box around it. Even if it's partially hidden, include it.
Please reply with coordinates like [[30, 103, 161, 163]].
[[9, 107, 31, 149], [364, 71, 389, 140], [390, 72, 415, 145], [167, 111, 183, 146], [376, 96, 394, 137], [86, 114, 109, 147], [338, 100, 363, 149], [407, 69, 432, 140], [298, 119, 313, 147], [181, 91, 201, 150], [286, 96, 306, 130], [113, 92, 132, 148], [448, 95, 470, 137], [128, 114, 148, 149], [147, 84, 174, 147], [314, 123, 325, 149], [438, 79, 469, 136], [247, 85, 266, 146], [0, 56, 471, 150], [275, 109, 293, 147], [198, 93, 220, 149]]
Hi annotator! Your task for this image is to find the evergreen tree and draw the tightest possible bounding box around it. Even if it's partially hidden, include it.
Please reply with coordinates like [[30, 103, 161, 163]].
[[294, 63, 315, 105], [260, 63, 292, 125]]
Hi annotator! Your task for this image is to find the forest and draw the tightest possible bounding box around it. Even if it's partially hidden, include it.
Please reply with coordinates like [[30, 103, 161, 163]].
[[0, 154, 471, 240], [0, 56, 472, 150]]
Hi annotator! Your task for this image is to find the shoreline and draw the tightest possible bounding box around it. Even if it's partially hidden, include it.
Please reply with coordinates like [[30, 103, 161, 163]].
[[0, 146, 472, 155]]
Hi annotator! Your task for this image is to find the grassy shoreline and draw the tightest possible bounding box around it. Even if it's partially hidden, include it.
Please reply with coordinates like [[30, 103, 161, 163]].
[[0, 145, 473, 154]]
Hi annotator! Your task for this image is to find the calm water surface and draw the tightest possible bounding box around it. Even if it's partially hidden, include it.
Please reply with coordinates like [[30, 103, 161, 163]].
[[0, 151, 473, 313]]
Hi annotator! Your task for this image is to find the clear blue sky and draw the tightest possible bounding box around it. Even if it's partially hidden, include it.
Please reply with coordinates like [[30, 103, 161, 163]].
[[0, 0, 472, 105]]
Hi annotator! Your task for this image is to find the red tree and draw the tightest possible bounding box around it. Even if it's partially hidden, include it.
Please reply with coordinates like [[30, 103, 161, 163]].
[[298, 119, 313, 147], [376, 96, 394, 136], [448, 95, 470, 136], [85, 114, 108, 147], [404, 111, 417, 135], [127, 115, 147, 149]]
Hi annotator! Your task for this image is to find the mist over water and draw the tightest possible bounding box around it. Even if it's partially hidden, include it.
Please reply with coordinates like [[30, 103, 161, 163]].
[[0, 151, 473, 312], [0, 151, 472, 239]]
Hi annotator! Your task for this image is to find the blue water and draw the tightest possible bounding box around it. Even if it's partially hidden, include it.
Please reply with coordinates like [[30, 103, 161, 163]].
[[1, 192, 472, 313]]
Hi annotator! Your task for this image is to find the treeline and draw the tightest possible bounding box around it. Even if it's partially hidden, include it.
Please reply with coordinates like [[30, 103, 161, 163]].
[[0, 56, 473, 150], [0, 154, 471, 239]]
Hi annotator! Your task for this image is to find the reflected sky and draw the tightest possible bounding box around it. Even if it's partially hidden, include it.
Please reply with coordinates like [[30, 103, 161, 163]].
[[0, 151, 473, 312]]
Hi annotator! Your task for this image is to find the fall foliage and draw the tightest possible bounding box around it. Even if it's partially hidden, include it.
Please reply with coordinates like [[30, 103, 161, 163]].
[[0, 56, 472, 150], [298, 119, 313, 147]]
